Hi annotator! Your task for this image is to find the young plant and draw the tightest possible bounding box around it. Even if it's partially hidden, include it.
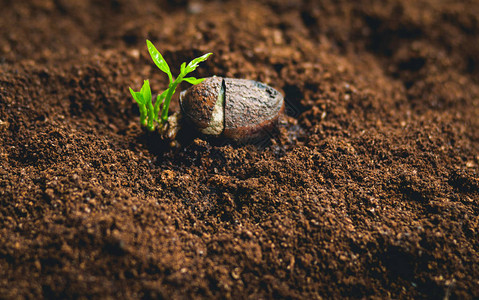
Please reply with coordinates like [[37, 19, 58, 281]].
[[129, 40, 212, 131]]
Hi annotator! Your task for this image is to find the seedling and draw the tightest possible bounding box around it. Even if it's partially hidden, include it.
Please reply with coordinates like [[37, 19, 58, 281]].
[[129, 40, 212, 132], [129, 41, 284, 143]]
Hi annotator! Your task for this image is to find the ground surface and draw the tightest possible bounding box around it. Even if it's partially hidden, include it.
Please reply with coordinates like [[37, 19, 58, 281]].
[[1, 0, 478, 299]]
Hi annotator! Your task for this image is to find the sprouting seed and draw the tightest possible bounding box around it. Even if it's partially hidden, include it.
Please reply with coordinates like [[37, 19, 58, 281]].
[[129, 40, 212, 132], [129, 40, 284, 143]]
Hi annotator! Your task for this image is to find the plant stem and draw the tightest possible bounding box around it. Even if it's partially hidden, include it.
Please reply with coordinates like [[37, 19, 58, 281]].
[[160, 75, 183, 124]]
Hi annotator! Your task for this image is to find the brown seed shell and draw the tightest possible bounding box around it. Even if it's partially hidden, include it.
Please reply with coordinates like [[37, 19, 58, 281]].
[[179, 76, 223, 132], [180, 77, 284, 141], [223, 78, 284, 141]]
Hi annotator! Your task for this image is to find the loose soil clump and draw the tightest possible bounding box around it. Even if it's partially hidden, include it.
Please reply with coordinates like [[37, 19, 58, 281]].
[[1, 0, 478, 298]]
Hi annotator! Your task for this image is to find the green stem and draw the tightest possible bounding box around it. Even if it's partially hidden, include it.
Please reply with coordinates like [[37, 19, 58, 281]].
[[139, 105, 147, 127], [154, 90, 168, 121], [146, 100, 155, 131], [160, 75, 183, 124]]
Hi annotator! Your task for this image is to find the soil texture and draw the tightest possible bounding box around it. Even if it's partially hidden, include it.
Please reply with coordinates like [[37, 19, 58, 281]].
[[1, 0, 479, 298]]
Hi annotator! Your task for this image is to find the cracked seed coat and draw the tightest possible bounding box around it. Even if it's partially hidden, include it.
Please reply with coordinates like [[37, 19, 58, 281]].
[[180, 77, 284, 141]]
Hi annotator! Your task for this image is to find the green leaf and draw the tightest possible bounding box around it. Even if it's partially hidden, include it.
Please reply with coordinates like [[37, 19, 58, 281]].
[[137, 80, 155, 130], [146, 40, 173, 83], [183, 77, 205, 85], [140, 80, 152, 103], [180, 62, 186, 74], [129, 87, 142, 104], [130, 86, 147, 126], [185, 52, 212, 73]]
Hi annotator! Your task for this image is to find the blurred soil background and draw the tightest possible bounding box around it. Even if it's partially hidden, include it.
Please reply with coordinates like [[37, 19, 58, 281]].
[[0, 0, 478, 298]]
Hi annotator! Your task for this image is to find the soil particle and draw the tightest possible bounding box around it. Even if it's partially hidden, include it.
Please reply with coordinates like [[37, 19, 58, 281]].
[[1, 0, 479, 299]]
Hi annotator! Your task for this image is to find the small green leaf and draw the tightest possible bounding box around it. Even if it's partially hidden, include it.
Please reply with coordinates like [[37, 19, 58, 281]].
[[146, 40, 173, 83], [185, 52, 212, 73], [189, 52, 213, 66], [140, 80, 152, 103], [183, 77, 205, 85], [137, 80, 155, 130], [130, 87, 147, 126], [129, 87, 142, 104], [180, 62, 186, 74]]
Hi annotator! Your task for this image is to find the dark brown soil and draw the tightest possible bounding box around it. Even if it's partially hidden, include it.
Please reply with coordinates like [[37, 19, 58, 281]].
[[1, 0, 479, 298]]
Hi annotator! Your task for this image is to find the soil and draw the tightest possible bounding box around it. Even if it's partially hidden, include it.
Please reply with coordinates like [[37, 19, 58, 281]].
[[1, 0, 479, 299]]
